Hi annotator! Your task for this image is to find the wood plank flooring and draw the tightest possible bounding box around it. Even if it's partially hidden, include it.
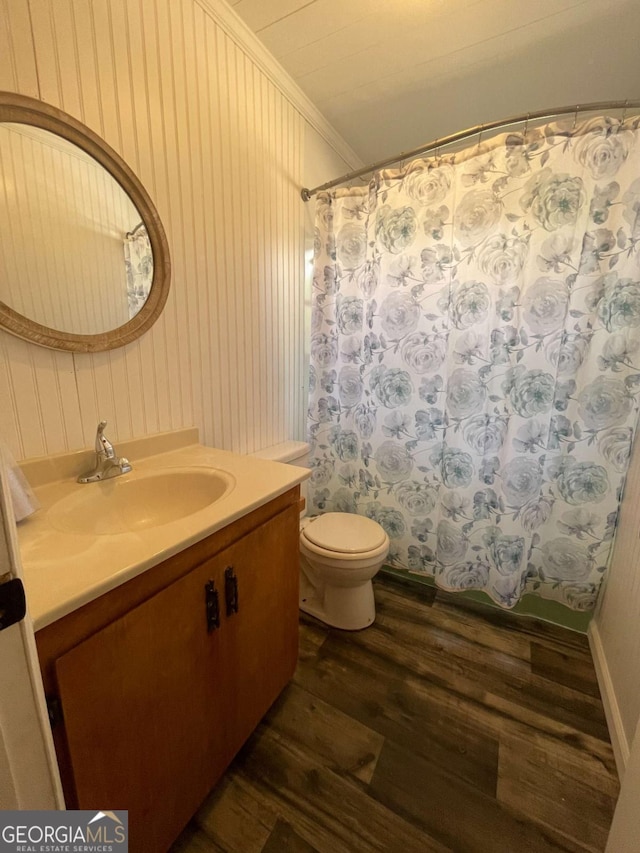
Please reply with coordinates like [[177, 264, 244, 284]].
[[171, 576, 619, 853]]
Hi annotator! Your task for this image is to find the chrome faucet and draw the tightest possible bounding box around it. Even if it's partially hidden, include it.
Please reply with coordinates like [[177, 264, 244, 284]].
[[77, 421, 132, 483]]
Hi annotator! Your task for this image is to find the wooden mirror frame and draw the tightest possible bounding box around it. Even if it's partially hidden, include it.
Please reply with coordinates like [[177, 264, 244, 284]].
[[0, 92, 171, 352]]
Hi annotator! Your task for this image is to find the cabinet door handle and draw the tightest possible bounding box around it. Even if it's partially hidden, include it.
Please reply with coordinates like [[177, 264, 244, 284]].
[[205, 580, 220, 632], [225, 566, 238, 616]]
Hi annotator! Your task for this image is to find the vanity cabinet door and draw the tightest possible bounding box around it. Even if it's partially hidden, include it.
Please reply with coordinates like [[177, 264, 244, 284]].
[[221, 501, 300, 754], [55, 557, 231, 853]]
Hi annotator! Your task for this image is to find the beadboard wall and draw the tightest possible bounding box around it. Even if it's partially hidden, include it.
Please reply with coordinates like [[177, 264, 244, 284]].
[[590, 430, 640, 775], [0, 0, 357, 461]]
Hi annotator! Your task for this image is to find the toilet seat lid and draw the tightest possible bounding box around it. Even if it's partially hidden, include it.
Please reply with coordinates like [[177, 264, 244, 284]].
[[301, 513, 387, 554]]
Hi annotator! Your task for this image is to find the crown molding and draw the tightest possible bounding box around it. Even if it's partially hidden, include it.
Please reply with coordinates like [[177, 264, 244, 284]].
[[194, 0, 363, 171]]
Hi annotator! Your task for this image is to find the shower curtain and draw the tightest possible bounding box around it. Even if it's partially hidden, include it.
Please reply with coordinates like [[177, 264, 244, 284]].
[[307, 115, 640, 611], [124, 225, 153, 319]]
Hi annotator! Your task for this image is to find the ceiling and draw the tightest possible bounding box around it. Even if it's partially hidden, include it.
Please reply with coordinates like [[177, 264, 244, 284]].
[[229, 0, 640, 165]]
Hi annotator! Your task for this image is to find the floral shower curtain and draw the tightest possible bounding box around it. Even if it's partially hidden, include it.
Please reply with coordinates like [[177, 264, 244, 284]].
[[307, 116, 640, 611], [124, 225, 153, 319]]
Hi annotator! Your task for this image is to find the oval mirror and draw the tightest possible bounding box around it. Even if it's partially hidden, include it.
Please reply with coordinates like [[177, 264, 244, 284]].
[[0, 92, 170, 352]]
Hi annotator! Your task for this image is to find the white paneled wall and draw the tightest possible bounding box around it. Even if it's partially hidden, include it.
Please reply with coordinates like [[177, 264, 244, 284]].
[[591, 431, 640, 774], [0, 0, 356, 461]]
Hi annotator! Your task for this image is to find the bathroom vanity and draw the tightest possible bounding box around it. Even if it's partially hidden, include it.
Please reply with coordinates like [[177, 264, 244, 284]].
[[17, 430, 306, 852]]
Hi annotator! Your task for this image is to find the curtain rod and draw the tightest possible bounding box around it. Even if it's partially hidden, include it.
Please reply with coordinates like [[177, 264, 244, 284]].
[[300, 99, 640, 201], [126, 221, 146, 239]]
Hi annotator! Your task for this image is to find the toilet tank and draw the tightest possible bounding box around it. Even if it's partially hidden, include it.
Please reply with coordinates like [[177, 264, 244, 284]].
[[250, 441, 310, 515]]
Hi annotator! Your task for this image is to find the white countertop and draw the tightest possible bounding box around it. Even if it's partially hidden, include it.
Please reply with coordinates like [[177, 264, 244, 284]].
[[17, 436, 308, 631]]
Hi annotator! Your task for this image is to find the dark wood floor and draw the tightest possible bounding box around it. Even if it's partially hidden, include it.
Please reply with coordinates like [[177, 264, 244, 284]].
[[171, 575, 619, 853]]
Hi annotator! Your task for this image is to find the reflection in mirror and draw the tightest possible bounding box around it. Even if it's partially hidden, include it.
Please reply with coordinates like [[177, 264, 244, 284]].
[[0, 123, 153, 336], [0, 91, 170, 353]]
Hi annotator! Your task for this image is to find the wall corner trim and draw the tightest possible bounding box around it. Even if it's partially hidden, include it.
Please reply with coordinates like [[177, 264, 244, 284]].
[[193, 0, 363, 172], [589, 620, 630, 779]]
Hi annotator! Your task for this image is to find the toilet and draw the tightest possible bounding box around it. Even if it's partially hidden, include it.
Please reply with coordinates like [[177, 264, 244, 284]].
[[251, 442, 390, 630]]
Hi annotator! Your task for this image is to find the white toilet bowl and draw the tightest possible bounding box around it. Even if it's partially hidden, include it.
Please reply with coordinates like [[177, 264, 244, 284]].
[[299, 512, 389, 631], [250, 443, 390, 631]]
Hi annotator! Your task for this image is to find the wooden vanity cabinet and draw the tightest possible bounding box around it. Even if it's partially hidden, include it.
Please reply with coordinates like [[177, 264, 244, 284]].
[[35, 488, 300, 853]]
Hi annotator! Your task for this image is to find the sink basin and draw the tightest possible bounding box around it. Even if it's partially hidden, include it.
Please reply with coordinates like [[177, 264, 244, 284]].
[[47, 468, 235, 535]]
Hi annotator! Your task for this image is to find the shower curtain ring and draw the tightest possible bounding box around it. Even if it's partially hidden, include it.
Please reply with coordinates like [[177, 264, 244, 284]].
[[622, 99, 629, 125], [477, 124, 484, 147], [572, 105, 580, 130], [523, 113, 530, 137]]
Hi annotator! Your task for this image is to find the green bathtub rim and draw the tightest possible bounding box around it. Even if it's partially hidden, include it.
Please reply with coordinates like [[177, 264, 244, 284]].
[[380, 565, 592, 634]]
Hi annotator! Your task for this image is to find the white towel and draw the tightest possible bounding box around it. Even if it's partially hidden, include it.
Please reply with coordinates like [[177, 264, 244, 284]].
[[1, 440, 40, 522]]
